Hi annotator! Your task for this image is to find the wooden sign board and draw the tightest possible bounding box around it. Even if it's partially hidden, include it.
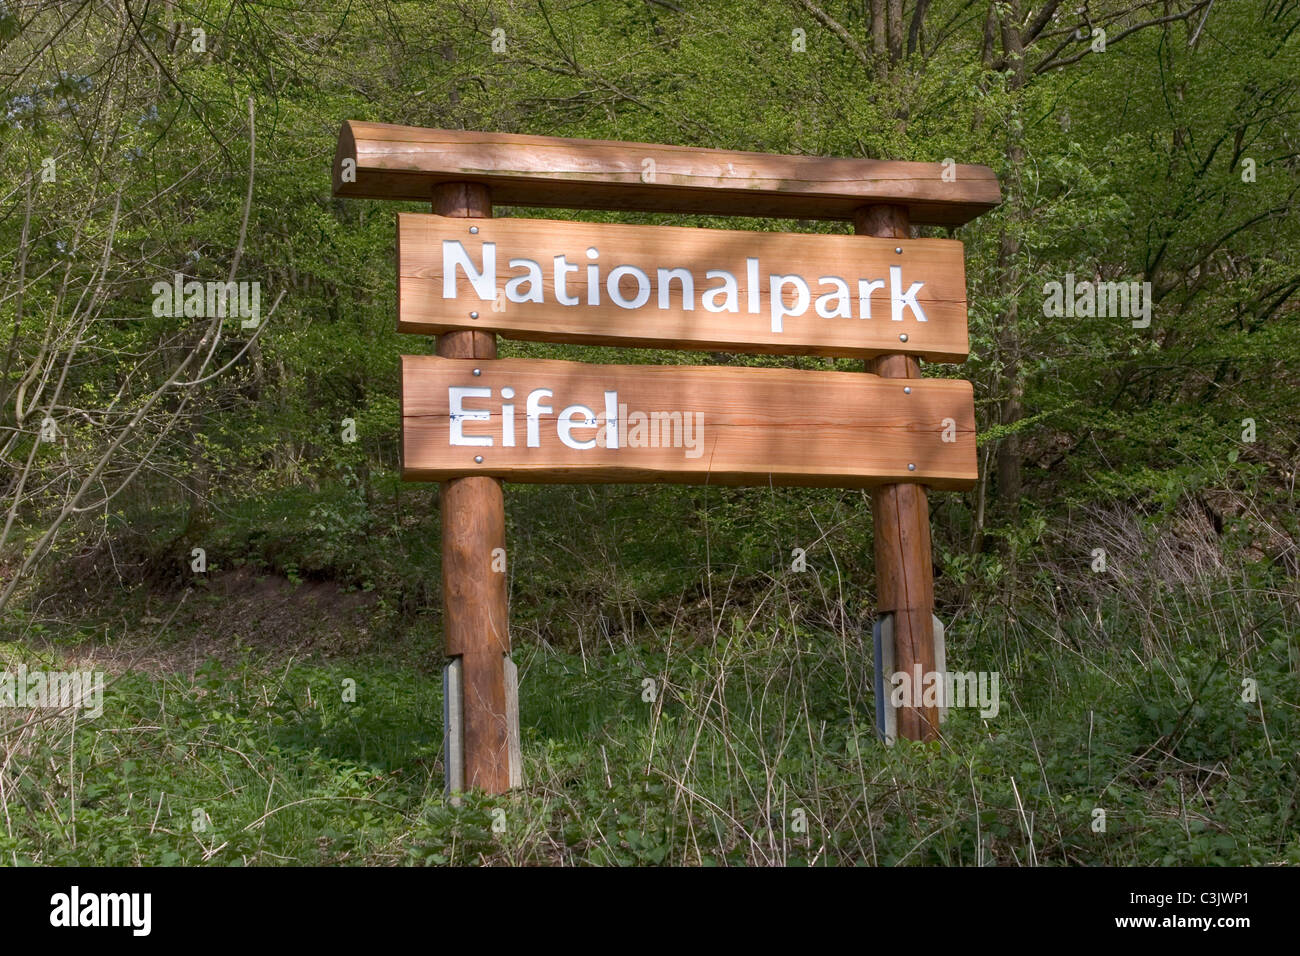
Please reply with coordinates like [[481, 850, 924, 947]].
[[398, 214, 970, 362], [331, 118, 1005, 775], [401, 356, 977, 490]]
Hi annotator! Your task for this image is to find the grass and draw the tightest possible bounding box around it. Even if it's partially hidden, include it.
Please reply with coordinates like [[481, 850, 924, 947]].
[[2, 566, 1297, 866]]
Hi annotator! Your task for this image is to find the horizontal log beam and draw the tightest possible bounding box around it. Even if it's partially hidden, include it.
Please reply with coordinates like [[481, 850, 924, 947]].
[[334, 122, 1001, 226]]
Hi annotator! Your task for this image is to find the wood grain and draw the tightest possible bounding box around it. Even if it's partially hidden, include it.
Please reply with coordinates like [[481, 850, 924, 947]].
[[401, 356, 977, 489], [336, 121, 1001, 225], [399, 213, 970, 362], [432, 181, 513, 795], [858, 203, 940, 742]]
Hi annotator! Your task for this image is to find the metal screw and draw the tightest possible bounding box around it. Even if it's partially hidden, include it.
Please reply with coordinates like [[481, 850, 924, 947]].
[[473, 368, 481, 376], [469, 311, 479, 319], [903, 386, 912, 394], [895, 247, 903, 255], [469, 226, 479, 234], [899, 333, 909, 342], [474, 455, 484, 464], [907, 463, 916, 471]]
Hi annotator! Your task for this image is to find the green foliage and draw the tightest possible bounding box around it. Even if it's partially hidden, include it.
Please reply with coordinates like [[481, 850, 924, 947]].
[[2, 0, 1298, 866], [3, 581, 1296, 865]]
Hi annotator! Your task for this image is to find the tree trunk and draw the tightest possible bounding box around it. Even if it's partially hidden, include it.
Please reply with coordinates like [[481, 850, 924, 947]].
[[994, 0, 1026, 513], [887, 0, 904, 62]]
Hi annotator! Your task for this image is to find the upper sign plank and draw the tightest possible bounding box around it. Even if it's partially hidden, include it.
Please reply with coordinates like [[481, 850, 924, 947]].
[[399, 214, 969, 362], [335, 122, 1001, 226]]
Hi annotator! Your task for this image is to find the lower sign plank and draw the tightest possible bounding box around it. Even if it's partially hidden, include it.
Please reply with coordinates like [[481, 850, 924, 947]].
[[402, 356, 977, 490]]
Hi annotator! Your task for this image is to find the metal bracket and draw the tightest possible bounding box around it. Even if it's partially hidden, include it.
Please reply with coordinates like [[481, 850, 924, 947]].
[[443, 655, 522, 799], [873, 613, 947, 745], [504, 655, 522, 789], [443, 658, 464, 799]]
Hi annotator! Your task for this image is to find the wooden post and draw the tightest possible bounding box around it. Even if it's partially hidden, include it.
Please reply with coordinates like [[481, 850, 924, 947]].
[[855, 203, 940, 742], [433, 182, 514, 793]]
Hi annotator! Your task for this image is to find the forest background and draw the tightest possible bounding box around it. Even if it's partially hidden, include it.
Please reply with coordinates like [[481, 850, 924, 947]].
[[1, 0, 1297, 865]]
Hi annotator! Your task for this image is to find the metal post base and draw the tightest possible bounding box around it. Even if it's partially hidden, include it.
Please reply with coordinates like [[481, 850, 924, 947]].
[[443, 655, 522, 799], [873, 613, 947, 745]]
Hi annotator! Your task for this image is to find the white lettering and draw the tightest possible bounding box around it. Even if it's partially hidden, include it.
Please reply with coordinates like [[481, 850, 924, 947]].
[[889, 265, 927, 322], [557, 405, 598, 449], [443, 240, 497, 301], [607, 265, 650, 309], [448, 387, 492, 446], [769, 274, 810, 333]]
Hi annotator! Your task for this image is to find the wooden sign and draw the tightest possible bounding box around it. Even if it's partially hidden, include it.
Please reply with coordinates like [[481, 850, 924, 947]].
[[401, 356, 977, 490], [335, 122, 1001, 225], [398, 214, 970, 362], [334, 119, 1003, 784]]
